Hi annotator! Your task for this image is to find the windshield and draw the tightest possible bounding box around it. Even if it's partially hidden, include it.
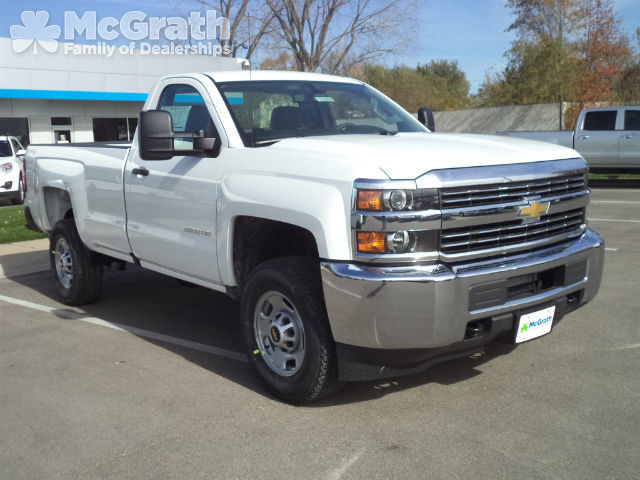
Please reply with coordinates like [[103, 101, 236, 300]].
[[216, 80, 426, 146], [0, 141, 12, 157]]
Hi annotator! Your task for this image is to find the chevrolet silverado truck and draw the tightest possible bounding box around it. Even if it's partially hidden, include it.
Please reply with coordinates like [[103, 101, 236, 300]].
[[499, 106, 640, 171], [24, 71, 604, 403], [1, 135, 27, 204]]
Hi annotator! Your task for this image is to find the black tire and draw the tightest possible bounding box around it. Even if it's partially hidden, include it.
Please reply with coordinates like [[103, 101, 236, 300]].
[[241, 257, 341, 404], [50, 218, 103, 305], [10, 175, 25, 205]]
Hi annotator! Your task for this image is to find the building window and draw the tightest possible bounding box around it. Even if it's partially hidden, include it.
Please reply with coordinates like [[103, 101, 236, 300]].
[[51, 117, 72, 126], [0, 118, 30, 145], [92, 118, 138, 142]]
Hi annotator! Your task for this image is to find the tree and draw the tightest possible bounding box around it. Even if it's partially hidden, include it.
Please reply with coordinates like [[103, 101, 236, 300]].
[[194, 0, 277, 59], [578, 0, 629, 104], [506, 0, 583, 104], [478, 0, 632, 107], [360, 63, 470, 112], [263, 0, 414, 74], [416, 60, 470, 108], [616, 28, 640, 102]]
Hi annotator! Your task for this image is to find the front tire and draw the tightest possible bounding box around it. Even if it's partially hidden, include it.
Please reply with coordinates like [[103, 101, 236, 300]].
[[241, 257, 341, 404], [50, 219, 103, 305], [11, 176, 25, 205]]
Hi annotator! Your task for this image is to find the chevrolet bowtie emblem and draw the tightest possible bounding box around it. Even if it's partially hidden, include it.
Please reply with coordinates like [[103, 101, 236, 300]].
[[518, 199, 549, 223]]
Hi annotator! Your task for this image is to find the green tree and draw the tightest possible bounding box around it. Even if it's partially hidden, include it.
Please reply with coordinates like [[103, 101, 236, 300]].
[[416, 60, 470, 108], [360, 63, 470, 112], [478, 0, 583, 106], [479, 0, 632, 106], [615, 28, 640, 102]]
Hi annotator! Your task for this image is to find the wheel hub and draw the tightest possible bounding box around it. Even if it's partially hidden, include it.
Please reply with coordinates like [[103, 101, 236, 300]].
[[254, 291, 305, 376], [54, 238, 73, 289]]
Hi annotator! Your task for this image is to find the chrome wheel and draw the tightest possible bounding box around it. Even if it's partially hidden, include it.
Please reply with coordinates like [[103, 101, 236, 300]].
[[54, 237, 73, 289], [253, 290, 305, 376]]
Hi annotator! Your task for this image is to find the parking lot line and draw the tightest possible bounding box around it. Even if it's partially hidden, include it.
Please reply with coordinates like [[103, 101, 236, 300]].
[[588, 218, 640, 223], [591, 200, 640, 205], [0, 294, 248, 362]]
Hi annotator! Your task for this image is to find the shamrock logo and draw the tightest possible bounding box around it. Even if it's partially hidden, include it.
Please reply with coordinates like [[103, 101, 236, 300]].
[[10, 11, 61, 54]]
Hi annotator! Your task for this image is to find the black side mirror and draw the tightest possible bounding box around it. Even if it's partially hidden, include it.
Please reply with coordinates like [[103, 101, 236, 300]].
[[418, 107, 435, 132], [139, 110, 174, 160]]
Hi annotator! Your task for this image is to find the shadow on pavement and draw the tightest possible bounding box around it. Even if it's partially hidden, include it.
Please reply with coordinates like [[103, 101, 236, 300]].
[[6, 266, 516, 406]]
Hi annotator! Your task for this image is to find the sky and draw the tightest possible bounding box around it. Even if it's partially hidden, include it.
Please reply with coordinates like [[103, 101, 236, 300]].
[[1, 0, 639, 93]]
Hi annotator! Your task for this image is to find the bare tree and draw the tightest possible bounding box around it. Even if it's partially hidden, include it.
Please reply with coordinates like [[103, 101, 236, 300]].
[[264, 0, 413, 74], [194, 0, 278, 59]]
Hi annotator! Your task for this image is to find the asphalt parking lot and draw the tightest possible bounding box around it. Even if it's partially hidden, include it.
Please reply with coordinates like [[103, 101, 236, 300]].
[[1, 188, 639, 480]]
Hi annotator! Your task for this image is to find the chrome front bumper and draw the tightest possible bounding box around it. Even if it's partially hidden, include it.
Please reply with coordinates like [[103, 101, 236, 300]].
[[320, 229, 604, 350]]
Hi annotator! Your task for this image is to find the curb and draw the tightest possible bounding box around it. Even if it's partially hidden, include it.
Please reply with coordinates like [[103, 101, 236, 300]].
[[0, 238, 50, 279]]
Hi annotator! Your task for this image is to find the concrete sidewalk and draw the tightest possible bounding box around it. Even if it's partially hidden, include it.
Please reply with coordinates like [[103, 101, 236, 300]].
[[0, 238, 50, 279]]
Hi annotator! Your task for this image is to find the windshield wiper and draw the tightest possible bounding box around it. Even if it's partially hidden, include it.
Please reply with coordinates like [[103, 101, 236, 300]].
[[378, 129, 398, 136], [253, 139, 282, 146]]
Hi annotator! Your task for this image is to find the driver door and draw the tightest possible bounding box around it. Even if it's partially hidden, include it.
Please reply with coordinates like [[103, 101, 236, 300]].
[[125, 79, 225, 284]]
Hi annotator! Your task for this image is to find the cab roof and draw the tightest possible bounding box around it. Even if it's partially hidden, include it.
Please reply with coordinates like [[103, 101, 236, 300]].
[[203, 70, 363, 84]]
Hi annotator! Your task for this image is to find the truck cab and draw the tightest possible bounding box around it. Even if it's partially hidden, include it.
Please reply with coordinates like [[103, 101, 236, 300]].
[[574, 106, 640, 170]]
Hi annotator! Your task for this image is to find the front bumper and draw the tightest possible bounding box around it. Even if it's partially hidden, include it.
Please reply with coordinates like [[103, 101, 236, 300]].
[[0, 179, 16, 196], [320, 229, 604, 380]]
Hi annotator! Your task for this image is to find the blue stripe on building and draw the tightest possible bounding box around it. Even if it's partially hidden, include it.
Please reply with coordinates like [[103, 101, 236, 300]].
[[0, 89, 148, 102]]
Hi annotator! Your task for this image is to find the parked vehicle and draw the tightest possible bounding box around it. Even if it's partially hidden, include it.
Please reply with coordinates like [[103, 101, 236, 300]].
[[0, 135, 26, 204], [24, 71, 604, 403], [499, 106, 640, 170]]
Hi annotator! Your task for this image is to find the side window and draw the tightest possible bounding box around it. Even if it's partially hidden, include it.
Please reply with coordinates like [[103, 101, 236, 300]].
[[583, 111, 617, 131], [157, 84, 218, 149], [624, 110, 640, 131]]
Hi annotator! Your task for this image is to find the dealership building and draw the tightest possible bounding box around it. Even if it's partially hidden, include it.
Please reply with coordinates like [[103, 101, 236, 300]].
[[0, 37, 244, 145]]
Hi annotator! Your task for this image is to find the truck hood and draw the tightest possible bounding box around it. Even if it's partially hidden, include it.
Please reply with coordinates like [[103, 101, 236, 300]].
[[269, 132, 580, 180]]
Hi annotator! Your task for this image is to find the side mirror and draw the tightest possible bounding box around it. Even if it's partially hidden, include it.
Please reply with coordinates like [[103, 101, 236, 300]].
[[139, 111, 221, 160], [418, 107, 435, 132], [139, 110, 174, 160], [16, 149, 26, 157]]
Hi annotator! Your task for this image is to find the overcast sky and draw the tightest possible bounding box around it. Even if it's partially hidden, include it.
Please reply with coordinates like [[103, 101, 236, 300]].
[[1, 0, 638, 93]]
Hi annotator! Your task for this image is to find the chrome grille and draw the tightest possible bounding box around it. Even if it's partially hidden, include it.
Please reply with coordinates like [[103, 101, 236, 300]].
[[440, 208, 586, 254], [440, 174, 587, 209]]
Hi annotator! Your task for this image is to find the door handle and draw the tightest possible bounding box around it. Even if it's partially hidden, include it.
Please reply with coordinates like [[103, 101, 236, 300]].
[[131, 167, 149, 177], [579, 135, 590, 140], [622, 134, 633, 139]]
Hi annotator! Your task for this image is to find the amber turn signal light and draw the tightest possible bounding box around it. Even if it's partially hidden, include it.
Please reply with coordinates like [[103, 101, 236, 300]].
[[357, 190, 382, 211], [357, 232, 386, 253]]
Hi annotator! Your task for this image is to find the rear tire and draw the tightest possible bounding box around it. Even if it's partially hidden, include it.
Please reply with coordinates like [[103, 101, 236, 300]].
[[50, 218, 103, 305], [241, 257, 341, 404]]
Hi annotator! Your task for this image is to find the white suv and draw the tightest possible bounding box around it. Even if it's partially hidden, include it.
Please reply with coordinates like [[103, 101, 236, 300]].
[[0, 136, 26, 205]]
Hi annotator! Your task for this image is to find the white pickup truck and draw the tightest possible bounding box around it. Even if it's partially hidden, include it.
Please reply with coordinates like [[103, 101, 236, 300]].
[[499, 106, 640, 171], [25, 70, 604, 403]]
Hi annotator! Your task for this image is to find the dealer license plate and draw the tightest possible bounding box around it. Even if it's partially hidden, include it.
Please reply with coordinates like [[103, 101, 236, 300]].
[[515, 305, 556, 343]]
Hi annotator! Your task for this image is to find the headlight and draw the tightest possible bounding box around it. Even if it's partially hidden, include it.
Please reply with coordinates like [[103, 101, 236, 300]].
[[356, 188, 438, 211], [1, 162, 12, 173], [357, 230, 438, 254]]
